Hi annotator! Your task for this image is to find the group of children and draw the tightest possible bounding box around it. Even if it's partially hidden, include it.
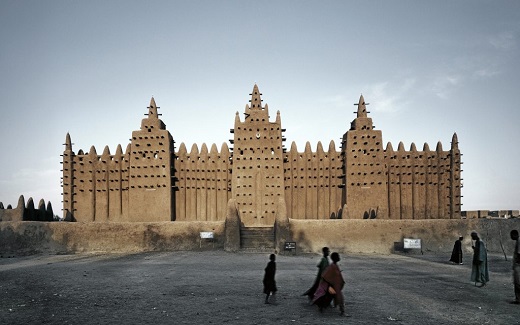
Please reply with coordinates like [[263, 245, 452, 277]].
[[263, 229, 520, 316], [262, 247, 346, 316]]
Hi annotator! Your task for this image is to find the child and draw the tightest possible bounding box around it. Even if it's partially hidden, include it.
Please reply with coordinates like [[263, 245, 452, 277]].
[[303, 247, 330, 300], [263, 254, 277, 304], [313, 252, 345, 315]]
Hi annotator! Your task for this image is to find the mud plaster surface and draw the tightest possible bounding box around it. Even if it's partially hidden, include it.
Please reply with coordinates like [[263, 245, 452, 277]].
[[0, 251, 518, 325]]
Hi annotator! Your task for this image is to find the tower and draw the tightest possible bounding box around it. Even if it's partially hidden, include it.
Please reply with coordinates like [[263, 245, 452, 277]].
[[342, 95, 388, 218], [61, 133, 74, 220], [128, 98, 175, 221], [231, 85, 285, 226], [449, 133, 462, 218]]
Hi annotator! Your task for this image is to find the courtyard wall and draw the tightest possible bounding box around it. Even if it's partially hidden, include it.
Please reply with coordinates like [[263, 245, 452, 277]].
[[290, 218, 520, 255], [1, 219, 519, 256], [0, 221, 224, 255]]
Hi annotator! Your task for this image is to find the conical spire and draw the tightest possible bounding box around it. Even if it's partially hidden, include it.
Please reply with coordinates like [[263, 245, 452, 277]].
[[356, 94, 368, 118], [350, 94, 373, 131], [65, 133, 72, 150], [249, 84, 263, 110], [141, 97, 166, 130], [451, 133, 459, 149], [147, 97, 158, 118]]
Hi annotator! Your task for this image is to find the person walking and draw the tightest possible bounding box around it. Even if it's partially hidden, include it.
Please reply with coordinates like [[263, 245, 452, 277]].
[[313, 252, 346, 316], [470, 231, 489, 287], [510, 229, 520, 304], [303, 247, 330, 300], [449, 236, 464, 264], [263, 254, 277, 304]]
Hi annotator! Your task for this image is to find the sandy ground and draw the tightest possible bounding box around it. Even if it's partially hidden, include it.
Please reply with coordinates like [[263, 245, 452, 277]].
[[0, 251, 518, 325]]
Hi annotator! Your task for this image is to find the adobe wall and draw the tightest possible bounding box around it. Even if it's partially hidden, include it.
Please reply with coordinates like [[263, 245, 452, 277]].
[[2, 219, 519, 256], [0, 221, 224, 255], [383, 141, 461, 220], [174, 142, 231, 222], [290, 219, 520, 255], [284, 141, 343, 220]]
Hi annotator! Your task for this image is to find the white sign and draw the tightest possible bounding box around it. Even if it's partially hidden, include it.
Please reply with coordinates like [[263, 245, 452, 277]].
[[403, 238, 421, 249], [200, 232, 214, 239]]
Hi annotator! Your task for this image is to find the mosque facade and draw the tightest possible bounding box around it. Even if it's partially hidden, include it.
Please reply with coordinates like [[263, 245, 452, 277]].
[[61, 85, 462, 225]]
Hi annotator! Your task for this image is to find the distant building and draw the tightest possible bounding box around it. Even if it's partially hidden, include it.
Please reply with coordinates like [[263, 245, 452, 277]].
[[0, 195, 55, 222], [462, 210, 520, 219], [62, 85, 462, 224]]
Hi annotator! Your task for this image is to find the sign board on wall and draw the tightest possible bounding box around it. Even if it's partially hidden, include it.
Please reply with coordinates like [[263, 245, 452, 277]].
[[403, 238, 421, 249], [200, 232, 214, 239]]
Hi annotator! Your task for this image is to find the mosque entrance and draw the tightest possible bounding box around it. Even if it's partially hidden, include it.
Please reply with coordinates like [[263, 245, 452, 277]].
[[239, 226, 275, 250]]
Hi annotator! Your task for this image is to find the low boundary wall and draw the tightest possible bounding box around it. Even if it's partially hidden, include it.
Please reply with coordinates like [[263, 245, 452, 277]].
[[0, 221, 225, 255], [1, 219, 519, 256], [290, 218, 520, 255]]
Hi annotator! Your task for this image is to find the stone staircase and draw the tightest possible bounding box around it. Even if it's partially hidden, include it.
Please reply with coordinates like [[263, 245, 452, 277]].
[[240, 227, 275, 252]]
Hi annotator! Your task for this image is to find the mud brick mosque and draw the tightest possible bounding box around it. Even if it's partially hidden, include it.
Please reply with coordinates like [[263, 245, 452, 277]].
[[61, 85, 462, 225]]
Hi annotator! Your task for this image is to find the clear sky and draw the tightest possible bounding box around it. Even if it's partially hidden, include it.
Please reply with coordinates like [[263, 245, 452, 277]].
[[1, 0, 519, 214]]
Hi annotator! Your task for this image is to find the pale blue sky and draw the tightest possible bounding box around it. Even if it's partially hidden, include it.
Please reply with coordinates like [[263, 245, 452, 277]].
[[1, 0, 519, 213]]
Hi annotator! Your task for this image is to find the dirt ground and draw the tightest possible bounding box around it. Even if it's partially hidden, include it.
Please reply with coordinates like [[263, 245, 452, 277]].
[[0, 251, 518, 325]]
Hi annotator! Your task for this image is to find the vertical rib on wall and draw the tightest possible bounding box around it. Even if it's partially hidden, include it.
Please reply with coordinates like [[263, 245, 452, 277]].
[[107, 145, 124, 222], [305, 142, 315, 219], [398, 142, 413, 219], [436, 142, 450, 219], [328, 141, 342, 219], [284, 141, 342, 219], [386, 143, 400, 219], [121, 144, 130, 220], [384, 141, 456, 219], [66, 142, 129, 222], [187, 144, 198, 220], [217, 143, 231, 221], [174, 143, 188, 221], [174, 142, 230, 221], [81, 147, 97, 221], [95, 146, 110, 221], [316, 142, 326, 219], [197, 144, 208, 219], [410, 143, 425, 219], [206, 144, 218, 221]]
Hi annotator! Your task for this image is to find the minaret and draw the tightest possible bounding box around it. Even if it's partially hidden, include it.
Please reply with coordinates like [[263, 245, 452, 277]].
[[449, 132, 462, 218], [128, 98, 174, 221], [231, 84, 285, 226], [342, 95, 387, 219]]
